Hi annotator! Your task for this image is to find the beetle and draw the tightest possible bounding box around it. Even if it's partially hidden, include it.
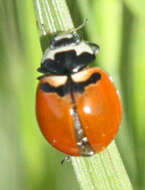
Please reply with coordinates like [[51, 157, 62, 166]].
[[36, 30, 122, 157]]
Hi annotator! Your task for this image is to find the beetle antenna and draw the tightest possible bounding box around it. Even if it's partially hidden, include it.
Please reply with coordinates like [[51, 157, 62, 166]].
[[73, 18, 88, 33]]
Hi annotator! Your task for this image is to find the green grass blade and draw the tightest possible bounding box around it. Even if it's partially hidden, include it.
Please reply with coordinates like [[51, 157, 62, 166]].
[[123, 0, 145, 20], [72, 142, 132, 190], [124, 17, 145, 189]]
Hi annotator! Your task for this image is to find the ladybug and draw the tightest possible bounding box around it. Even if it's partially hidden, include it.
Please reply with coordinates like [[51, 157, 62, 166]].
[[36, 32, 122, 157]]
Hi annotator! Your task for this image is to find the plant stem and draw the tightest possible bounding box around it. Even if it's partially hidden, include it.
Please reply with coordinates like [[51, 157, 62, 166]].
[[34, 0, 73, 34]]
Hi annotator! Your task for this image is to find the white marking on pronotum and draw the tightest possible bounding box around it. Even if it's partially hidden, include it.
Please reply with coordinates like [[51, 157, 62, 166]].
[[42, 41, 94, 61], [54, 33, 72, 41]]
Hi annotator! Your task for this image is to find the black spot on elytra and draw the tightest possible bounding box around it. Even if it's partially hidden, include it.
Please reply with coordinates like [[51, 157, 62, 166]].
[[40, 72, 101, 96]]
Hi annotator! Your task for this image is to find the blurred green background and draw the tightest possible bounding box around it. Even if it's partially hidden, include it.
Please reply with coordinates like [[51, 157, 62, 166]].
[[0, 0, 145, 190]]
